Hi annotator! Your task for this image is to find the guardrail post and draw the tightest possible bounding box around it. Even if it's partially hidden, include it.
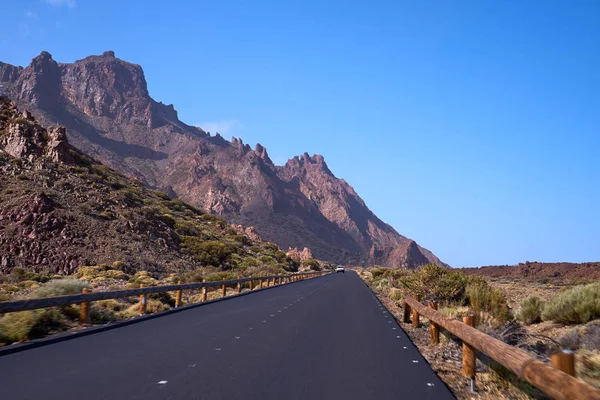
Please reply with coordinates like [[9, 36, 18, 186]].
[[411, 295, 421, 327], [79, 288, 92, 325], [139, 285, 147, 315], [249, 280, 254, 290], [222, 284, 226, 297], [462, 314, 476, 392], [202, 286, 207, 302], [237, 282, 241, 293], [175, 281, 182, 308], [260, 279, 264, 288], [429, 301, 439, 344], [551, 350, 575, 376], [403, 300, 412, 323]]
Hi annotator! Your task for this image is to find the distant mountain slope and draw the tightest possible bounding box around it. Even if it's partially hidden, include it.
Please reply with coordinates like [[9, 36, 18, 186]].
[[0, 95, 297, 275], [0, 51, 446, 269], [462, 262, 600, 280]]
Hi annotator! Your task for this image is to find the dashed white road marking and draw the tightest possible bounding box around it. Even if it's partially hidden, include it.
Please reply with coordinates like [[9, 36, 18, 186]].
[[427, 383, 435, 387], [403, 346, 407, 349], [215, 348, 221, 351], [392, 328, 397, 330], [235, 336, 240, 339], [412, 360, 419, 363], [188, 364, 196, 367], [262, 320, 266, 323], [249, 327, 254, 330], [158, 381, 168, 385]]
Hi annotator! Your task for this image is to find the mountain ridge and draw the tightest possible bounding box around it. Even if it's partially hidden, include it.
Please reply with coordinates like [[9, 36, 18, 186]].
[[0, 51, 447, 269]]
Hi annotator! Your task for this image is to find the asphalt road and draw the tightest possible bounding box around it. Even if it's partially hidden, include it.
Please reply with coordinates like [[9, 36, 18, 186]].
[[0, 271, 454, 400]]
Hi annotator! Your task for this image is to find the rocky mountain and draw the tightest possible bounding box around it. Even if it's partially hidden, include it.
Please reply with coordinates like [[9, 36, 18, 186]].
[[0, 96, 298, 275], [0, 51, 446, 269], [462, 262, 600, 281]]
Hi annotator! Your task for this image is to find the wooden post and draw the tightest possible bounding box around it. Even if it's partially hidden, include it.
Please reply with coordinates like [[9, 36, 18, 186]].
[[403, 300, 412, 323], [411, 295, 421, 327], [429, 301, 439, 344], [462, 314, 476, 391], [139, 285, 147, 315], [79, 288, 92, 325], [222, 284, 226, 297], [237, 282, 241, 293], [260, 280, 263, 289], [272, 278, 275, 286], [249, 280, 253, 290], [201, 287, 207, 302], [175, 281, 182, 308], [551, 350, 575, 377]]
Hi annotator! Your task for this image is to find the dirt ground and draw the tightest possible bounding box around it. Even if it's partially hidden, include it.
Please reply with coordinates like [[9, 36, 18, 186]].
[[364, 275, 599, 399]]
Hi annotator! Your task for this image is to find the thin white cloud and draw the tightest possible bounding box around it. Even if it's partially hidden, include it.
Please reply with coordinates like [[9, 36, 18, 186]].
[[43, 0, 76, 7], [197, 120, 241, 135], [25, 10, 39, 19]]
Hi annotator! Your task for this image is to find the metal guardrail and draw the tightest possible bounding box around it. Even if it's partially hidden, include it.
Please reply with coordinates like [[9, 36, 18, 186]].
[[0, 271, 328, 315], [403, 296, 600, 400]]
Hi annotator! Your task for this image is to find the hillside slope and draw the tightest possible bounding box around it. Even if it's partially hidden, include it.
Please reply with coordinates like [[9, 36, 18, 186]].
[[0, 52, 446, 268], [0, 95, 298, 275]]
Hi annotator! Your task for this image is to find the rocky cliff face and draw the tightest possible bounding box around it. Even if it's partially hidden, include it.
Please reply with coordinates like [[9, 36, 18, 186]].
[[0, 96, 296, 275], [0, 51, 447, 269]]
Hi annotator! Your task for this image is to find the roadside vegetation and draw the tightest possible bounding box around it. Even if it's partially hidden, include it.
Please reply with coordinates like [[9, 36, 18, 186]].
[[0, 260, 332, 345], [358, 264, 600, 398]]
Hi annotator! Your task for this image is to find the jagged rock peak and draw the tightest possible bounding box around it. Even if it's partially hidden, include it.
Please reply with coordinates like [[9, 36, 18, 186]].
[[102, 50, 116, 58], [36, 51, 54, 62], [286, 247, 314, 261], [254, 143, 273, 164], [29, 51, 58, 72], [286, 152, 332, 175]]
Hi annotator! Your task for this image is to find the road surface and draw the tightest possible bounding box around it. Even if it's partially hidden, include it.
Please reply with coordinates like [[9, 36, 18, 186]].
[[0, 271, 454, 399]]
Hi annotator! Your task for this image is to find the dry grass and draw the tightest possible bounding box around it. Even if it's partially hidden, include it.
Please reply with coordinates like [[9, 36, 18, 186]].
[[359, 270, 600, 398]]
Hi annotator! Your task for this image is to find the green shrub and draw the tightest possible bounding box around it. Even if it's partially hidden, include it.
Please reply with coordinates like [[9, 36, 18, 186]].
[[204, 271, 238, 282], [149, 292, 175, 308], [516, 296, 544, 325], [542, 282, 600, 324], [263, 242, 279, 252], [174, 220, 201, 236], [302, 259, 321, 271], [30, 279, 90, 298], [0, 309, 66, 343], [75, 265, 129, 281], [157, 214, 176, 228], [90, 306, 116, 324], [466, 278, 512, 322], [181, 238, 239, 267], [118, 299, 170, 319], [6, 268, 51, 284], [128, 271, 159, 287], [412, 264, 468, 304]]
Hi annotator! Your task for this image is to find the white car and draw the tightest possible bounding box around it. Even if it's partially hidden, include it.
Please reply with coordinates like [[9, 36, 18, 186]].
[[335, 265, 345, 273]]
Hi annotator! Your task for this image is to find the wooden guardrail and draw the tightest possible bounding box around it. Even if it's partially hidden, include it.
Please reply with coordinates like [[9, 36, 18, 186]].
[[403, 296, 600, 400], [0, 271, 328, 317]]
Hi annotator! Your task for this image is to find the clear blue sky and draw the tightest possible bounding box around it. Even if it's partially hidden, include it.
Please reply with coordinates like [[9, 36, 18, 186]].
[[2, 0, 599, 267]]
